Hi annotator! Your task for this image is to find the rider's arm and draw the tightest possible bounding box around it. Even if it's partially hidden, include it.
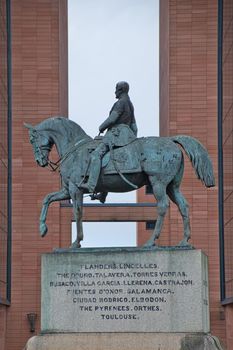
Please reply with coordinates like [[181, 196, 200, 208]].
[[131, 122, 138, 136], [99, 100, 124, 133], [99, 110, 119, 133], [130, 105, 138, 136]]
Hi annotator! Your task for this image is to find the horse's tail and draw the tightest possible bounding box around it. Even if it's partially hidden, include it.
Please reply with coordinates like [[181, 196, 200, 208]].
[[171, 135, 215, 188]]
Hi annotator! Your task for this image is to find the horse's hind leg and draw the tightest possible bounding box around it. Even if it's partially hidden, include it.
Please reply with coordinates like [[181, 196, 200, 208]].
[[167, 180, 191, 247], [144, 177, 169, 247]]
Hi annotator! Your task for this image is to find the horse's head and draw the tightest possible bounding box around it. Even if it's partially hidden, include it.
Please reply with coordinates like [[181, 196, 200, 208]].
[[24, 123, 53, 167]]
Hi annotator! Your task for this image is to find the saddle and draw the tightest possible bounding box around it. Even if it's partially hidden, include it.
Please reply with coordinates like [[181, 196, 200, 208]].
[[81, 139, 142, 177], [102, 141, 142, 175]]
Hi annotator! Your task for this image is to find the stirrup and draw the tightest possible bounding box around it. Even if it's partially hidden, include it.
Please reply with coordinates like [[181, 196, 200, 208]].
[[90, 192, 107, 204]]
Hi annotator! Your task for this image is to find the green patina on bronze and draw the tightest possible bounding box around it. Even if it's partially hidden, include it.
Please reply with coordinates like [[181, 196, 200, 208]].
[[24, 83, 215, 249]]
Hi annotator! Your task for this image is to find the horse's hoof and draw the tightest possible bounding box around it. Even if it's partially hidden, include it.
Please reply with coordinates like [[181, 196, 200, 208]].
[[70, 241, 81, 249], [177, 239, 191, 247], [143, 240, 156, 248], [40, 223, 48, 237]]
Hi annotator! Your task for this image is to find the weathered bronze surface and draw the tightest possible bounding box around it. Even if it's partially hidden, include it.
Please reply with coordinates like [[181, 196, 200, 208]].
[[25, 116, 215, 249], [79, 81, 137, 196]]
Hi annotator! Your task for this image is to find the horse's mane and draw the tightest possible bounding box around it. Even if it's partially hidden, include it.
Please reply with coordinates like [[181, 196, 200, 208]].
[[36, 116, 92, 141]]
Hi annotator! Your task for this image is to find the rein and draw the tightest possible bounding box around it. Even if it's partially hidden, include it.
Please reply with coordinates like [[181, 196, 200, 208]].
[[46, 138, 91, 172]]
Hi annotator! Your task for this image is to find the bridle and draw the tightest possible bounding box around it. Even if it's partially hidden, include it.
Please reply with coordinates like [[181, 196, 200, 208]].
[[31, 130, 91, 172], [30, 131, 52, 168]]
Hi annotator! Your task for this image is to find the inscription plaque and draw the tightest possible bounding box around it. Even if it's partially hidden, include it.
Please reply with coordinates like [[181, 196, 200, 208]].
[[41, 248, 209, 333]]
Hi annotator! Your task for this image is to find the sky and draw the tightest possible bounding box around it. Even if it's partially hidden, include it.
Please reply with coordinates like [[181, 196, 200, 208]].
[[68, 0, 159, 247]]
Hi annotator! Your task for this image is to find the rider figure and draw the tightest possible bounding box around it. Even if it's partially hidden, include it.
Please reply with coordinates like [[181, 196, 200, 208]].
[[79, 81, 138, 200]]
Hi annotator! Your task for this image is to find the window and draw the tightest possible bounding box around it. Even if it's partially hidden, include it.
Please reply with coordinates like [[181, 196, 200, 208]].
[[145, 185, 153, 195], [145, 221, 156, 230]]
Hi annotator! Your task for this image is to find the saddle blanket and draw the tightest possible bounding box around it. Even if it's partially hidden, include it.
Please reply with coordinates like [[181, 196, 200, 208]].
[[102, 141, 141, 174], [81, 140, 142, 177]]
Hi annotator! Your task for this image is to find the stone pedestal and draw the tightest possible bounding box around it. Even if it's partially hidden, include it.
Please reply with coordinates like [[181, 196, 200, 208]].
[[25, 333, 224, 350], [41, 247, 209, 333], [24, 247, 225, 350]]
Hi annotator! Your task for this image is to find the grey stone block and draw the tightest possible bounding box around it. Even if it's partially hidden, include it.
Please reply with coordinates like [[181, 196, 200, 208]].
[[41, 248, 209, 333], [24, 333, 225, 350]]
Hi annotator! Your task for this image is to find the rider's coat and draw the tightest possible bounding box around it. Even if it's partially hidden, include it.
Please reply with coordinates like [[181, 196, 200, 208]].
[[100, 94, 137, 147]]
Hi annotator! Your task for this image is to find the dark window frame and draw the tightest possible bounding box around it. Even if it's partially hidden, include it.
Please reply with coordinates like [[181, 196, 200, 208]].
[[145, 184, 153, 195], [145, 221, 156, 230], [0, 0, 11, 306], [217, 0, 232, 305]]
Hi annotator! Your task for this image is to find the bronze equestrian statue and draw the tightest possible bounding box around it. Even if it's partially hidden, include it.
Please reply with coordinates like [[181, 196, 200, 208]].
[[25, 82, 215, 249], [79, 81, 137, 204]]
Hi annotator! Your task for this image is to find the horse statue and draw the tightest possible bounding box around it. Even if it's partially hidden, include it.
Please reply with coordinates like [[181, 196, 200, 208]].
[[24, 117, 215, 248]]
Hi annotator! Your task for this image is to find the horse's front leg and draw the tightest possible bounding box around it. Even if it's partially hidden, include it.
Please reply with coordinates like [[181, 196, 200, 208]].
[[40, 188, 70, 237], [71, 190, 83, 249]]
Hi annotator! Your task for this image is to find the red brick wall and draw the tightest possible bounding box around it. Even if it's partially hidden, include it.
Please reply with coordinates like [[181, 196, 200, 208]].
[[138, 0, 226, 344], [222, 0, 233, 348], [6, 1, 68, 349], [0, 305, 7, 350], [0, 0, 9, 348], [225, 305, 233, 350]]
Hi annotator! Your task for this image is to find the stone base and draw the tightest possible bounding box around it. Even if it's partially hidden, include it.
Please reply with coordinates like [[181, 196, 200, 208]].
[[41, 248, 209, 333], [24, 333, 225, 350]]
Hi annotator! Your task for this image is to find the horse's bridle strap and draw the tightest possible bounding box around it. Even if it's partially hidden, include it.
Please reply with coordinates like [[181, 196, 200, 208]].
[[47, 138, 91, 172]]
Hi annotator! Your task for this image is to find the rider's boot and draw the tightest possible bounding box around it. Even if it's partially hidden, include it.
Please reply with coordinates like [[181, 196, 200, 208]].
[[90, 192, 108, 203], [78, 157, 101, 193]]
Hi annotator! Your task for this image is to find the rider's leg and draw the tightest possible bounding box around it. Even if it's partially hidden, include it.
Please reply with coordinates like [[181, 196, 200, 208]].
[[79, 142, 108, 192], [83, 156, 101, 192]]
